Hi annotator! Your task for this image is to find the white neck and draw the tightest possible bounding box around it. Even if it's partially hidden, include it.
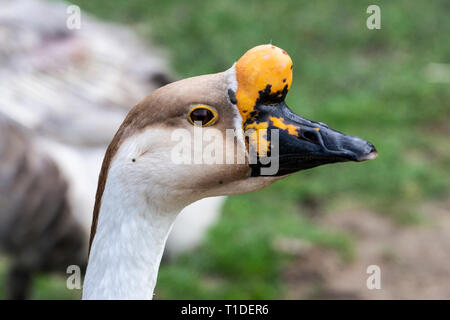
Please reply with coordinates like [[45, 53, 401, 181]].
[[82, 172, 179, 300]]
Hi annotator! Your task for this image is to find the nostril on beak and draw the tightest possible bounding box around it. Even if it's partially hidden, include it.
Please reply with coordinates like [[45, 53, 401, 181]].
[[301, 130, 320, 144]]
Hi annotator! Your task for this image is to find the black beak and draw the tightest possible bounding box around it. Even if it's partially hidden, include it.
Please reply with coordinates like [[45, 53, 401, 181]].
[[248, 102, 378, 176]]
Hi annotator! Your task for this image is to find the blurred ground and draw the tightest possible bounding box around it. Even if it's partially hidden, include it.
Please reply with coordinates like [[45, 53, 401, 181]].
[[284, 198, 450, 299], [1, 0, 449, 299]]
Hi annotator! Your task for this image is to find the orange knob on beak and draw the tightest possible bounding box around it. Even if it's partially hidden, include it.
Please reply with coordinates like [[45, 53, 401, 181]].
[[235, 44, 293, 121]]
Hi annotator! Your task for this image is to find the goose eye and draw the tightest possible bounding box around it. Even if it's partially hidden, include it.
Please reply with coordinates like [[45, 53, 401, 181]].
[[188, 105, 218, 127]]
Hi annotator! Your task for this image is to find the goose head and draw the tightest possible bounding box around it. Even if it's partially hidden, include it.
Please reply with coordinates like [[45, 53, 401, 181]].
[[85, 45, 378, 299], [93, 44, 377, 224]]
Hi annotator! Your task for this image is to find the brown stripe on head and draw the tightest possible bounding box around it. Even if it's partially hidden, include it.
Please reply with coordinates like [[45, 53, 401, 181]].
[[88, 73, 230, 254], [88, 118, 127, 253], [88, 98, 163, 253]]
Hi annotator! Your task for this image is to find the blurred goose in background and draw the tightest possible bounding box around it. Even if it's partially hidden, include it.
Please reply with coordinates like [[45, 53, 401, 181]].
[[0, 0, 223, 299], [83, 45, 377, 299], [0, 113, 86, 300]]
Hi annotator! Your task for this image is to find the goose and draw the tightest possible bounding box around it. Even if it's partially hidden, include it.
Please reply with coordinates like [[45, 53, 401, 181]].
[[83, 44, 377, 300], [0, 112, 87, 299]]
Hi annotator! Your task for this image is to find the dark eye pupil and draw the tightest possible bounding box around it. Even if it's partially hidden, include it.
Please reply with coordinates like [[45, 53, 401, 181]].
[[191, 108, 214, 125]]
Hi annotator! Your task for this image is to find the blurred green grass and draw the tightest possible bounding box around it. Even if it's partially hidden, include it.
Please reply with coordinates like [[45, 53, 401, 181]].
[[26, 0, 450, 299]]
